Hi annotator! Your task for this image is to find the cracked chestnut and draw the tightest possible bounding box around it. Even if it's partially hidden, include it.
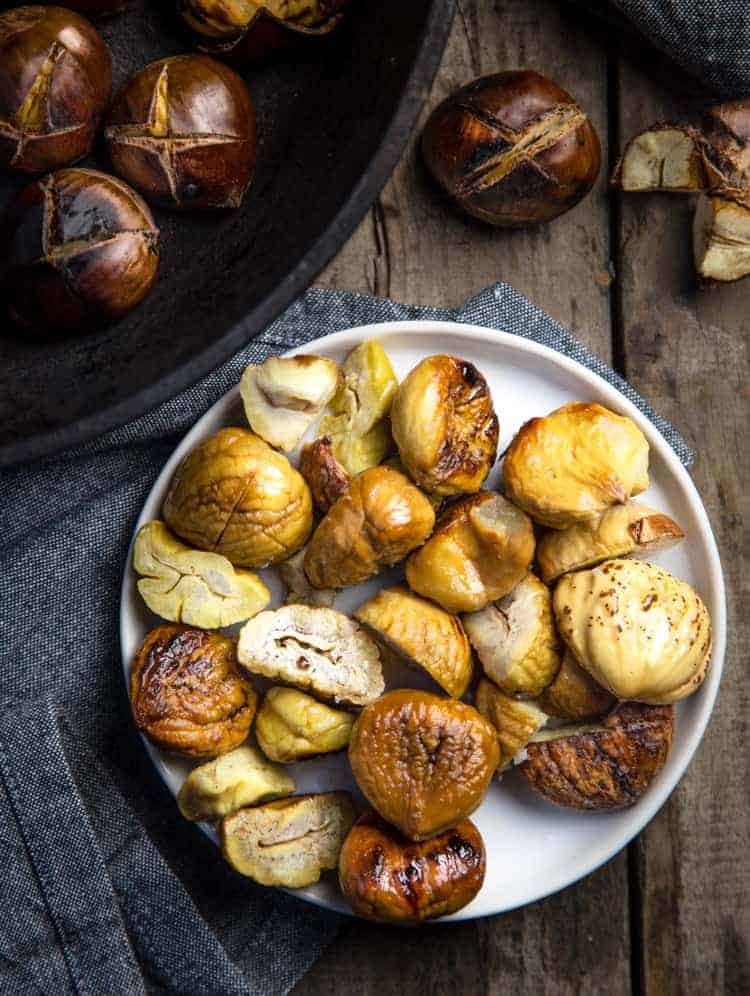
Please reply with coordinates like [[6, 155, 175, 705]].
[[2, 168, 159, 338], [0, 5, 111, 174], [105, 55, 256, 210], [130, 623, 257, 758], [339, 811, 486, 923], [422, 69, 601, 227]]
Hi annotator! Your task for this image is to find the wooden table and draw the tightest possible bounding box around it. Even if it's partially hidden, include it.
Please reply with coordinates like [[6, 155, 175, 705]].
[[294, 2, 749, 993]]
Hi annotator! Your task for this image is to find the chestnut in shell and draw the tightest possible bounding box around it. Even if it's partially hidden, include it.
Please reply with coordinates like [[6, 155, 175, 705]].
[[422, 69, 601, 227], [106, 55, 256, 210], [0, 5, 111, 174], [2, 168, 159, 338]]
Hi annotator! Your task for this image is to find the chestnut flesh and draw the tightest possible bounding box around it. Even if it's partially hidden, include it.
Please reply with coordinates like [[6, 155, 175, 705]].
[[2, 168, 159, 338], [106, 55, 256, 210], [0, 5, 111, 174], [339, 811, 486, 923], [422, 69, 601, 227]]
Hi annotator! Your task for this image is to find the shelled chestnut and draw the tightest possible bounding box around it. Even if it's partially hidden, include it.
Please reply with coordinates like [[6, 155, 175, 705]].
[[177, 0, 350, 64], [105, 54, 256, 210], [2, 168, 159, 338], [0, 5, 111, 174], [422, 69, 601, 227]]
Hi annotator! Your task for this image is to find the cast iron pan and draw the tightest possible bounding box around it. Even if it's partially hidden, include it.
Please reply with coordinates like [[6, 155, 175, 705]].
[[0, 0, 454, 466]]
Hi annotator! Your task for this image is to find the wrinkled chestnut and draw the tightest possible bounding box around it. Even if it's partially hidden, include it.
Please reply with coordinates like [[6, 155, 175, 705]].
[[339, 812, 486, 923], [2, 168, 159, 338], [422, 69, 601, 227], [178, 0, 349, 65], [106, 55, 255, 210], [130, 623, 257, 758], [0, 6, 111, 174]]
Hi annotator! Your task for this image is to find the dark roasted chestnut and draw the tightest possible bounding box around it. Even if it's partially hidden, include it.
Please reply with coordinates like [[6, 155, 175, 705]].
[[177, 0, 349, 64], [105, 55, 255, 210], [131, 623, 258, 758], [2, 168, 159, 338], [421, 69, 601, 227], [0, 5, 111, 174], [338, 811, 486, 923]]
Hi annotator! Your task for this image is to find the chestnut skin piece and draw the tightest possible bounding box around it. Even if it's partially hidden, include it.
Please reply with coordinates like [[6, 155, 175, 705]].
[[422, 69, 601, 227], [130, 624, 257, 758], [520, 702, 674, 811], [106, 55, 256, 210], [339, 812, 486, 924], [0, 6, 111, 174], [2, 168, 159, 339], [299, 436, 350, 513], [349, 689, 500, 841]]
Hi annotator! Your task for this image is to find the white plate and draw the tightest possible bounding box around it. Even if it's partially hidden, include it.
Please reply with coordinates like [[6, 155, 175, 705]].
[[120, 321, 726, 920]]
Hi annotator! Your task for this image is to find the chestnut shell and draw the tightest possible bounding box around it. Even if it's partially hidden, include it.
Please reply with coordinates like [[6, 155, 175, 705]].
[[106, 54, 256, 210], [339, 811, 486, 923], [422, 69, 601, 227], [130, 623, 257, 757], [2, 167, 159, 338], [0, 5, 111, 174], [520, 702, 674, 811]]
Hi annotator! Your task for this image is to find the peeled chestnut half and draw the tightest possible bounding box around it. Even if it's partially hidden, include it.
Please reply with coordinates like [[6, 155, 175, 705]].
[[106, 55, 256, 210], [2, 168, 159, 338], [339, 812, 486, 923], [422, 69, 600, 227], [0, 6, 111, 174]]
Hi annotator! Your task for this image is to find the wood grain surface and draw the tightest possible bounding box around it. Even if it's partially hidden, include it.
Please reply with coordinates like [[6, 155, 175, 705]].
[[296, 2, 748, 993]]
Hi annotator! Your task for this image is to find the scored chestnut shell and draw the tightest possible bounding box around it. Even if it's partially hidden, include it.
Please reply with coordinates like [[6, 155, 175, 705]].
[[106, 55, 256, 210], [422, 69, 601, 227], [339, 812, 486, 924], [178, 0, 350, 65], [2, 168, 159, 338], [0, 5, 111, 174]]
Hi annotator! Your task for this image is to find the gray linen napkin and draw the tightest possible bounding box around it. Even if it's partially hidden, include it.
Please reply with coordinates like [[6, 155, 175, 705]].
[[568, 0, 750, 97], [0, 283, 691, 996]]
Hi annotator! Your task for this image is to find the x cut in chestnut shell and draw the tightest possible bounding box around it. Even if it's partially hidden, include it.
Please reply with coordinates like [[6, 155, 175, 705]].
[[106, 55, 256, 210], [178, 0, 351, 65]]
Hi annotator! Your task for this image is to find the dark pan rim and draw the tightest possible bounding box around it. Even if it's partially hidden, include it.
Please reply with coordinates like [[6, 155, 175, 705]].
[[3, 0, 456, 468]]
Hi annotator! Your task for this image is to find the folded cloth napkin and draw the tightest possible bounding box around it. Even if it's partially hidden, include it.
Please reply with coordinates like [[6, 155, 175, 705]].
[[0, 283, 691, 996], [568, 0, 750, 97]]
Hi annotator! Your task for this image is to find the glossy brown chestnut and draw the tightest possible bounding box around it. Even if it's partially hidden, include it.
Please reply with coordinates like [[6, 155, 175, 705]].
[[0, 6, 111, 174], [339, 812, 486, 923], [178, 0, 350, 65], [105, 55, 256, 210], [2, 168, 159, 338], [130, 623, 257, 757], [422, 69, 601, 227]]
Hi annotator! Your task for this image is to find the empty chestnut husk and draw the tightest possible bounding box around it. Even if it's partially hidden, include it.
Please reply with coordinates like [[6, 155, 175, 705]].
[[177, 0, 350, 64], [422, 69, 601, 227], [105, 55, 256, 209], [0, 5, 111, 174], [2, 168, 159, 338]]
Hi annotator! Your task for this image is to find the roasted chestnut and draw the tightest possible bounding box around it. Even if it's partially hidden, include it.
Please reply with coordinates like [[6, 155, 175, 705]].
[[178, 0, 350, 65], [422, 69, 600, 227], [520, 702, 674, 810], [2, 168, 159, 338], [348, 690, 499, 841], [130, 624, 257, 757], [106, 55, 256, 210], [339, 812, 486, 923], [0, 6, 111, 174]]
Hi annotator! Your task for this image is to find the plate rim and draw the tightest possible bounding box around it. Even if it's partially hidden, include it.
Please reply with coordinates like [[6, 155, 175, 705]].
[[120, 318, 727, 921]]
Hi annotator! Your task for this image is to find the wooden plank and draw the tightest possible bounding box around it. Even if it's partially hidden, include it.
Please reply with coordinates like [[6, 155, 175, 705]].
[[614, 61, 750, 996], [299, 4, 632, 995]]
